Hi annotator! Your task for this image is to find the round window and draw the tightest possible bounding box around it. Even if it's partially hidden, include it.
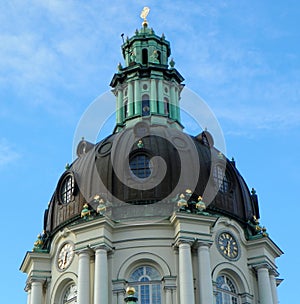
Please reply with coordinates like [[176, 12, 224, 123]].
[[129, 154, 152, 179]]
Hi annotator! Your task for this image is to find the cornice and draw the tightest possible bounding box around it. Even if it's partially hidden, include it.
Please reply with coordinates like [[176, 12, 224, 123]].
[[247, 235, 283, 258]]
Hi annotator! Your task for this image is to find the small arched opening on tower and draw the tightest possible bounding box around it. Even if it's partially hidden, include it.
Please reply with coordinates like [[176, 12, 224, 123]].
[[142, 48, 148, 65], [124, 99, 128, 118], [157, 50, 161, 63], [142, 94, 150, 116], [163, 97, 169, 116]]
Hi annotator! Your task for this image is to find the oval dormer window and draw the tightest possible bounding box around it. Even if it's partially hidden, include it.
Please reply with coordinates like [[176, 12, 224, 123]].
[[60, 174, 75, 204], [213, 165, 230, 193]]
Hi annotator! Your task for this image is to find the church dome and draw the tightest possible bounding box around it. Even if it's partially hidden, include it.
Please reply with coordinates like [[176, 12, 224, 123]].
[[43, 22, 260, 242], [44, 122, 259, 235]]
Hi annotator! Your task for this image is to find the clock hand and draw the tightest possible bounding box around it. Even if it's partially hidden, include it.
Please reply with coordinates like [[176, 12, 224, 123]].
[[226, 241, 231, 255], [63, 251, 69, 266]]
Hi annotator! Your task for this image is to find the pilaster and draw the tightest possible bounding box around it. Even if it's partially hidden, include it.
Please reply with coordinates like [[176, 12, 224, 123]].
[[150, 79, 157, 113], [134, 80, 141, 115], [163, 275, 177, 304], [112, 279, 126, 304], [128, 82, 134, 117]]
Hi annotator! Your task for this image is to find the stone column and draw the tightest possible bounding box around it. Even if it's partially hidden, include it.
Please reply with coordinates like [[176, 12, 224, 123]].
[[25, 284, 31, 304], [269, 270, 279, 304], [178, 241, 195, 304], [94, 246, 108, 304], [256, 265, 273, 304], [77, 250, 91, 304], [30, 280, 43, 304], [197, 242, 213, 304]]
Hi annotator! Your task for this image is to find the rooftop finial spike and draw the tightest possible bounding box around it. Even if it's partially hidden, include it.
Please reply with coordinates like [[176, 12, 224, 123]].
[[140, 6, 150, 27]]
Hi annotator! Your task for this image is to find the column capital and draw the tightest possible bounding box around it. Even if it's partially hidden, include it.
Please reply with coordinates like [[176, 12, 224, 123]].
[[29, 278, 45, 284], [162, 275, 177, 291], [112, 279, 126, 294], [25, 282, 31, 292], [239, 292, 254, 303], [269, 268, 280, 277], [75, 246, 94, 256], [173, 237, 194, 248], [193, 239, 213, 249], [93, 243, 113, 252], [252, 262, 273, 272]]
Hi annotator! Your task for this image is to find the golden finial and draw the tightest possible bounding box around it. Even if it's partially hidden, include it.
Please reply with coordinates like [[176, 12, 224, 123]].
[[126, 286, 136, 295], [140, 6, 150, 27]]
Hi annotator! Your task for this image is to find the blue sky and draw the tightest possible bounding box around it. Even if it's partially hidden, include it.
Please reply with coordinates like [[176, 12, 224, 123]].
[[1, 1, 299, 302]]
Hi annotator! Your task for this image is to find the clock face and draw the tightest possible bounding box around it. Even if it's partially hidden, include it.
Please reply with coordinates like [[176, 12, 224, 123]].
[[57, 242, 75, 271], [217, 232, 239, 260]]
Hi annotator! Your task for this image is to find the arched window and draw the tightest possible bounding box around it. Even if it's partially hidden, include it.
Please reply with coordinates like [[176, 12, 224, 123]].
[[129, 266, 162, 304], [62, 283, 77, 304], [129, 154, 152, 179], [213, 165, 230, 193], [124, 99, 128, 118], [142, 94, 150, 116], [142, 49, 148, 65], [157, 51, 161, 63], [60, 174, 75, 204], [216, 275, 239, 304], [163, 97, 169, 115]]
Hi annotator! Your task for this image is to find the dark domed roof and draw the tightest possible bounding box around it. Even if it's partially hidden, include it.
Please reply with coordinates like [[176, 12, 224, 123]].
[[44, 120, 259, 235]]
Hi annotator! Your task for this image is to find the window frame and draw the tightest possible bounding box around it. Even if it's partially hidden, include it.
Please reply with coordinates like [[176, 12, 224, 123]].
[[61, 282, 77, 304], [128, 265, 162, 304], [129, 153, 152, 180], [58, 173, 75, 205], [213, 164, 231, 193], [216, 274, 240, 304]]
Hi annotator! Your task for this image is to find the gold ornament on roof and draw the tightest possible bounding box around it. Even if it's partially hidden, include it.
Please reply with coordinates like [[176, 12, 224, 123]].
[[140, 6, 150, 27], [126, 286, 136, 295]]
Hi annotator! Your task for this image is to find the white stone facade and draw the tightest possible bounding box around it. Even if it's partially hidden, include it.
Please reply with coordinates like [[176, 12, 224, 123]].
[[20, 212, 282, 304]]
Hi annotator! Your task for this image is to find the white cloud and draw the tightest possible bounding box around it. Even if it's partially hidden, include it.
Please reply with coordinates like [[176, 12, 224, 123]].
[[0, 138, 20, 167]]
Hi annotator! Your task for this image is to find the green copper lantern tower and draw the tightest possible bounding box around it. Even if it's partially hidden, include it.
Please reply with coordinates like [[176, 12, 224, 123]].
[[110, 8, 184, 132]]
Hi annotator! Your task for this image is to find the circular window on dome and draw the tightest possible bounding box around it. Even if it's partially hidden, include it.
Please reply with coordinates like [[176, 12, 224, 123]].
[[59, 175, 75, 204], [129, 153, 152, 179], [213, 165, 230, 193]]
